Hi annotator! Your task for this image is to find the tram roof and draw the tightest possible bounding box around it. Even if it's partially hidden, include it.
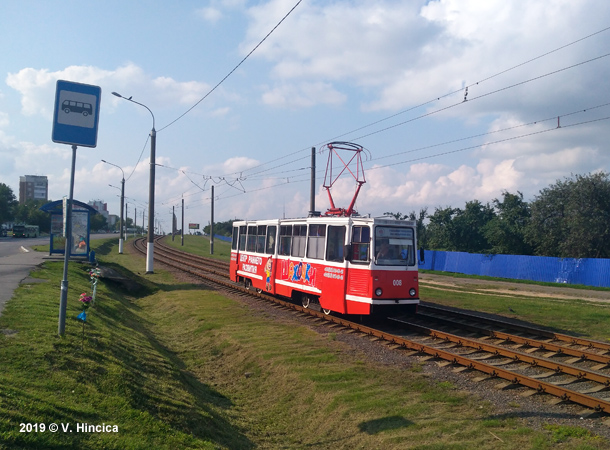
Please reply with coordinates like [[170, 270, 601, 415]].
[[233, 216, 416, 227]]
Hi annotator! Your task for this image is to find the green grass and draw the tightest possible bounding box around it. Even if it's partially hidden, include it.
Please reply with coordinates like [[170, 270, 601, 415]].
[[420, 281, 610, 342], [163, 234, 232, 261], [0, 237, 607, 448]]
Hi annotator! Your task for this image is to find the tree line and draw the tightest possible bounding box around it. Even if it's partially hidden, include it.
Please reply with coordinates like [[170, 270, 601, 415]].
[[390, 172, 610, 259]]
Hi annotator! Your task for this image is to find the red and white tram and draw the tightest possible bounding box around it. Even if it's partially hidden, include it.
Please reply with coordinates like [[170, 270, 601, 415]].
[[229, 216, 419, 315]]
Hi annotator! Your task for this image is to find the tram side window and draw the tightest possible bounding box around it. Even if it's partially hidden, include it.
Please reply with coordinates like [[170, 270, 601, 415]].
[[279, 225, 292, 256], [256, 225, 267, 253], [232, 226, 239, 250], [266, 225, 277, 254], [351, 225, 370, 262], [246, 226, 257, 252], [238, 226, 247, 251], [307, 224, 326, 259], [326, 225, 346, 262], [292, 225, 307, 257]]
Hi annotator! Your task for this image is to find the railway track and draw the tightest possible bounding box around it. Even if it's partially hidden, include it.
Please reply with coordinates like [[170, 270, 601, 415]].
[[130, 236, 610, 419]]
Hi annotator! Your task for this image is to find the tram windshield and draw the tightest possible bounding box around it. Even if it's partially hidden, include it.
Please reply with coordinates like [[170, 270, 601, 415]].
[[374, 226, 415, 266]]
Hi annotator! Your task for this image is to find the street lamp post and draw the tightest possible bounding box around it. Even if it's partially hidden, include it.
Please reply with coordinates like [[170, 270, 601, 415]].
[[112, 91, 156, 273], [102, 160, 125, 254]]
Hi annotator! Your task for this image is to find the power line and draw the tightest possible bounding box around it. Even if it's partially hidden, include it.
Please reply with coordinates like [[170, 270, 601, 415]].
[[367, 115, 610, 172], [126, 134, 150, 182], [157, 0, 303, 133]]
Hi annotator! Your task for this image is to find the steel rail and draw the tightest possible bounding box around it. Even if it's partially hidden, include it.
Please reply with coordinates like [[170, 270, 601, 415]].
[[414, 310, 610, 366], [389, 317, 610, 387], [420, 303, 610, 353]]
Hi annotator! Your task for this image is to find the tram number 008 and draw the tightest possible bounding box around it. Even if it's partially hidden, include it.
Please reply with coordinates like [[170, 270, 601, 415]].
[[392, 280, 402, 286]]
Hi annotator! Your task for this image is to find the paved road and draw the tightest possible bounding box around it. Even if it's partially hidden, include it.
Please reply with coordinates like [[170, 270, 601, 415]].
[[0, 234, 116, 317], [0, 236, 50, 317]]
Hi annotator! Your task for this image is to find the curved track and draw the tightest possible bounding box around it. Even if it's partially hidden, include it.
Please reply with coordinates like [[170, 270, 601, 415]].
[[131, 236, 610, 418]]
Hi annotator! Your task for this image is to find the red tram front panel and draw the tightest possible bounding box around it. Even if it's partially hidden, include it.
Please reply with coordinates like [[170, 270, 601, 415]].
[[346, 267, 419, 314]]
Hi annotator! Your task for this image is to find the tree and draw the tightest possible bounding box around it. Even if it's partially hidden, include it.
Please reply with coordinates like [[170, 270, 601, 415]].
[[15, 199, 50, 233], [427, 206, 459, 251], [90, 213, 108, 232], [451, 200, 495, 253], [384, 211, 409, 220], [484, 191, 533, 255], [0, 183, 17, 225], [526, 172, 610, 258], [427, 202, 494, 253], [204, 219, 239, 237], [384, 208, 428, 248]]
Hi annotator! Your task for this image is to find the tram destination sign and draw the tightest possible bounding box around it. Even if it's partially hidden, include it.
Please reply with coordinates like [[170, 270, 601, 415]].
[[52, 80, 101, 147]]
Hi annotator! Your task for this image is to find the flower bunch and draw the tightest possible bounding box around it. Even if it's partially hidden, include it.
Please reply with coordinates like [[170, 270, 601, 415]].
[[79, 292, 92, 310], [89, 268, 101, 283]]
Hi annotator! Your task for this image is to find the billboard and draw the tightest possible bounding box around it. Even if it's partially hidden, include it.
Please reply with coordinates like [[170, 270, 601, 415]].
[[188, 223, 200, 230]]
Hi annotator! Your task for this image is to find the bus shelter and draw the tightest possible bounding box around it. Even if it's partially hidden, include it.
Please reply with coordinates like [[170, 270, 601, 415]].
[[40, 200, 98, 257]]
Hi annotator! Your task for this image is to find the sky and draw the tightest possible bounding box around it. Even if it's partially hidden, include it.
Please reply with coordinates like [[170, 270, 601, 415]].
[[1, 0, 610, 232]]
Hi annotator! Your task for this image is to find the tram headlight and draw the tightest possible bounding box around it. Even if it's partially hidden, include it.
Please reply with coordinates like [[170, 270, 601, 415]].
[[375, 288, 383, 297], [409, 288, 416, 297]]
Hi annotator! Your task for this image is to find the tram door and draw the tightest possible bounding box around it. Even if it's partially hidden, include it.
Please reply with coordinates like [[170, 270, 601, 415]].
[[263, 225, 278, 294], [320, 225, 348, 313]]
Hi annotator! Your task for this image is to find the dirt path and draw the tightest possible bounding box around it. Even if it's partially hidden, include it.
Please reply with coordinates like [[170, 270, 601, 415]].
[[419, 272, 610, 303]]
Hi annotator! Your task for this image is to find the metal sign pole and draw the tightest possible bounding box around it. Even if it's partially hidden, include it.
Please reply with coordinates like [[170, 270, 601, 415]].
[[58, 144, 77, 336], [52, 80, 101, 337]]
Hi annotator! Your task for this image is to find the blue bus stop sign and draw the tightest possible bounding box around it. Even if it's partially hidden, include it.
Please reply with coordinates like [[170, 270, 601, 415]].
[[52, 80, 101, 148]]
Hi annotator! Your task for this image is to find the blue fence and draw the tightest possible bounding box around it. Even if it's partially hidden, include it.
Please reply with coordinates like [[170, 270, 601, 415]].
[[419, 250, 610, 288]]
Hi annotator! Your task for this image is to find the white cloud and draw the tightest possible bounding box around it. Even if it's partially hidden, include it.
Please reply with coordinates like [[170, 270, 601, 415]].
[[5, 63, 214, 119], [261, 82, 346, 108], [210, 106, 231, 117], [197, 7, 223, 23], [239, 0, 610, 118]]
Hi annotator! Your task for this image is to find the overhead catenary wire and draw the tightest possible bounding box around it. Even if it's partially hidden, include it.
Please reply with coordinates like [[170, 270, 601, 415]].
[[228, 25, 610, 177], [175, 114, 610, 212]]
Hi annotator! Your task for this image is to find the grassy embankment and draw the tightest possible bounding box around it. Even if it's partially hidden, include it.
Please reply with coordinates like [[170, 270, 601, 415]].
[[0, 235, 607, 449], [417, 271, 610, 343]]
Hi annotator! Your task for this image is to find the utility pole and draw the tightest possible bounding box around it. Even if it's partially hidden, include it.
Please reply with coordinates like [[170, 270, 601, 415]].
[[309, 146, 317, 216], [181, 197, 184, 246], [210, 185, 214, 255]]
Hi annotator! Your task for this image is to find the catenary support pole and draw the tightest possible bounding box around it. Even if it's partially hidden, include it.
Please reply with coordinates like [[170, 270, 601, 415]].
[[210, 185, 214, 255], [181, 197, 184, 246], [146, 128, 156, 273], [309, 147, 316, 216]]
